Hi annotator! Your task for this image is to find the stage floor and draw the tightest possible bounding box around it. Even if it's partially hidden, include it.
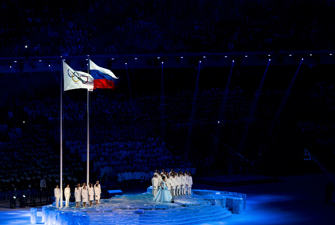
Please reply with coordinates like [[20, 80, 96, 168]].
[[0, 173, 334, 225]]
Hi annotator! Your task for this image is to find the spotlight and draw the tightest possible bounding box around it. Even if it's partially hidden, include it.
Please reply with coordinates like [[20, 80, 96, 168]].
[[135, 58, 137, 60], [269, 59, 271, 61], [162, 62, 164, 64], [39, 60, 42, 62], [14, 61, 17, 63], [218, 121, 220, 124], [25, 45, 28, 49], [48, 65, 50, 67], [301, 58, 304, 61], [157, 57, 160, 59], [245, 55, 248, 57], [23, 121, 25, 123], [111, 58, 114, 60], [199, 61, 201, 63], [203, 56, 206, 58], [224, 56, 227, 58], [9, 66, 12, 68], [330, 53, 332, 56], [310, 54, 313, 56], [180, 56, 183, 59], [289, 54, 292, 56], [125, 62, 127, 65], [268, 54, 271, 57], [232, 60, 235, 62]]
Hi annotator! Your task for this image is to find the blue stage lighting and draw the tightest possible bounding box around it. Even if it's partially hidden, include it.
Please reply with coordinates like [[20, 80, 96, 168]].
[[180, 56, 183, 59], [135, 58, 137, 60], [9, 66, 12, 68], [310, 54, 312, 56], [48, 64, 50, 67], [39, 60, 42, 62], [245, 55, 248, 57], [157, 57, 160, 59], [225, 56, 227, 58], [111, 58, 114, 60], [268, 54, 271, 57], [330, 53, 332, 56], [14, 61, 17, 63], [301, 58, 304, 60], [269, 59, 271, 61], [203, 56, 206, 58], [289, 54, 292, 56], [232, 60, 235, 62]]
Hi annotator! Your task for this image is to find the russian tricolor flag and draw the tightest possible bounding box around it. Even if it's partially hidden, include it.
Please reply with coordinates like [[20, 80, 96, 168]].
[[89, 60, 119, 90]]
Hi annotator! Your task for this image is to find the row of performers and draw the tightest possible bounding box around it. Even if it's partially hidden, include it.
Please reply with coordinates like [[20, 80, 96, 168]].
[[151, 170, 193, 197], [54, 181, 102, 208]]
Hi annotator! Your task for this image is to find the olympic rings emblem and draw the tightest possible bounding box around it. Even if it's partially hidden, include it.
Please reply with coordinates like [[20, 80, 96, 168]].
[[67, 69, 89, 84]]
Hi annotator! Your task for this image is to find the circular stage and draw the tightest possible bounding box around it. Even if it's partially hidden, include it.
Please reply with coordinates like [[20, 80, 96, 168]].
[[41, 190, 245, 224]]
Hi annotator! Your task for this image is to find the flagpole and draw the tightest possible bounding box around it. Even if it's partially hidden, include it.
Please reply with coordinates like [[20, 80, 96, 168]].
[[60, 58, 63, 208], [87, 56, 90, 186]]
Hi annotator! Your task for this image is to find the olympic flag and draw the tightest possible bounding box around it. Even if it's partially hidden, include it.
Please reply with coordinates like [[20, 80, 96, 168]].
[[63, 61, 94, 91]]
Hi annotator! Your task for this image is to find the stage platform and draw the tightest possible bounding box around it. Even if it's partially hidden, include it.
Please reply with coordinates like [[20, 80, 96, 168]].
[[40, 189, 243, 225], [195, 175, 281, 187]]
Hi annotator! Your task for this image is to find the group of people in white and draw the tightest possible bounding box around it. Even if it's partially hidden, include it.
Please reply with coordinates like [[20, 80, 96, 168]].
[[54, 181, 101, 208], [151, 169, 193, 201]]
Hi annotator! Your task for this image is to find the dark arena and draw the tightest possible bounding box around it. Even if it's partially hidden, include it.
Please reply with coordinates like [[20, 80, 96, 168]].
[[1, 0, 335, 224]]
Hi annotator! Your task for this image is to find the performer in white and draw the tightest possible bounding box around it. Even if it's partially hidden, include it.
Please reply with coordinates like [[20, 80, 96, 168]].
[[178, 173, 183, 196], [151, 174, 159, 197], [54, 185, 61, 208], [88, 183, 94, 206], [94, 181, 101, 205], [188, 172, 193, 195], [75, 184, 82, 208], [166, 174, 171, 195], [64, 184, 71, 207], [182, 173, 188, 195], [170, 174, 176, 199], [82, 186, 88, 207]]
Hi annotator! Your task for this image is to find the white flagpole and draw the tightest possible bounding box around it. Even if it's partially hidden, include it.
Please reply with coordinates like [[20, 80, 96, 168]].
[[60, 58, 64, 208], [87, 56, 90, 186]]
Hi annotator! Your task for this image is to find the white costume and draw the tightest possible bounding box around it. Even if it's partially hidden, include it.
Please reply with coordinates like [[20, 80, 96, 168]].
[[75, 187, 81, 206], [64, 187, 71, 207], [181, 175, 187, 195], [88, 187, 94, 201], [177, 175, 182, 196], [151, 176, 159, 197], [54, 188, 61, 208], [82, 188, 88, 203], [168, 177, 175, 198], [94, 184, 101, 201], [188, 175, 193, 195]]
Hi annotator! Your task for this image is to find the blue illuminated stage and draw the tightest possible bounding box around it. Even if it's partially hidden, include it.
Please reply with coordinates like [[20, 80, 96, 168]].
[[41, 189, 245, 225]]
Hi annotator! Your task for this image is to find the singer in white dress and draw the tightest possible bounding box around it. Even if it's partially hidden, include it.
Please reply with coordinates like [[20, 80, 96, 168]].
[[88, 183, 94, 206]]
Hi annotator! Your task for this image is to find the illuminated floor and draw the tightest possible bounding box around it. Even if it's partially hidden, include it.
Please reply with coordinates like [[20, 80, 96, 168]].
[[0, 173, 334, 225]]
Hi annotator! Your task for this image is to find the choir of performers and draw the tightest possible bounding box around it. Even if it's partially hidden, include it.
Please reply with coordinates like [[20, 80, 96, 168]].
[[151, 170, 193, 200], [53, 180, 102, 208]]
